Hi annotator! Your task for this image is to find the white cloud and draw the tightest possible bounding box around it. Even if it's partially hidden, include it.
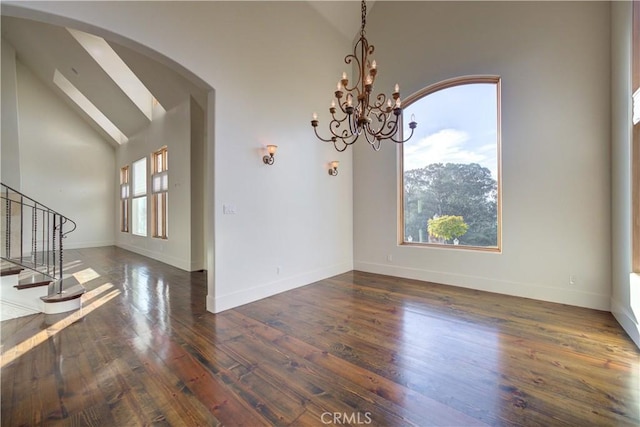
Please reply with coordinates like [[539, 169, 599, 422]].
[[404, 129, 497, 178]]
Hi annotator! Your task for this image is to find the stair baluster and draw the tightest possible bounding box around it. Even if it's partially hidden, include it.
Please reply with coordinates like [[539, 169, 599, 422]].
[[0, 183, 76, 288]]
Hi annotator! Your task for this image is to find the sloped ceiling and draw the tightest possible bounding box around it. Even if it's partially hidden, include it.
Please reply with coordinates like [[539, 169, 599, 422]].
[[1, 2, 367, 146], [1, 15, 210, 146]]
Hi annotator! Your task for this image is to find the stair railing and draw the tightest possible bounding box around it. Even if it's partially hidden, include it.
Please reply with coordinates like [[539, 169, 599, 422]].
[[1, 183, 76, 295]]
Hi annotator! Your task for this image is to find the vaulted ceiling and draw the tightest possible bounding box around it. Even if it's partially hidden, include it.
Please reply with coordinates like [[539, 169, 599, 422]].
[[1, 15, 210, 146], [1, 2, 368, 147]]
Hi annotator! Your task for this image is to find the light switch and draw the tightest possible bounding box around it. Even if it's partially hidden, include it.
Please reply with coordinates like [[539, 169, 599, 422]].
[[223, 204, 237, 215]]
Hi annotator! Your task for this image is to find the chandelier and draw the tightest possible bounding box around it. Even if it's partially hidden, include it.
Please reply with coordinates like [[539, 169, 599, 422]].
[[311, 0, 417, 152]]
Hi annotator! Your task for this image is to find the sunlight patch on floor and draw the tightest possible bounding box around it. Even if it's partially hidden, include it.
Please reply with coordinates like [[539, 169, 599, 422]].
[[72, 267, 100, 284], [0, 283, 120, 368]]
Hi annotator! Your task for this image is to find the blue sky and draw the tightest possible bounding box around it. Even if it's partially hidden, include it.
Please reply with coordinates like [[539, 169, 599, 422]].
[[402, 83, 498, 179]]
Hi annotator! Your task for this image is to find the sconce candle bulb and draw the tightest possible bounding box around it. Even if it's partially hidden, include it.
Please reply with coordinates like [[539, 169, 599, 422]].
[[263, 144, 277, 165], [328, 160, 339, 176]]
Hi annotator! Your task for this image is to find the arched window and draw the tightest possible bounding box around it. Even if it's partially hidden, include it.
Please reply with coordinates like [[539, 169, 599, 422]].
[[400, 76, 501, 251]]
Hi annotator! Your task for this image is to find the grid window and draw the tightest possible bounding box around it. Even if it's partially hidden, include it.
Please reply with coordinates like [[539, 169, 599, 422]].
[[132, 157, 147, 237], [120, 165, 130, 233], [151, 147, 168, 239]]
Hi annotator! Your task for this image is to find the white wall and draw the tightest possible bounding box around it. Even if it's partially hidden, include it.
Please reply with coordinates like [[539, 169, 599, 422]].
[[116, 99, 196, 271], [7, 2, 354, 311], [1, 39, 21, 189], [611, 1, 639, 348], [354, 1, 612, 310], [190, 97, 205, 271], [15, 60, 115, 249]]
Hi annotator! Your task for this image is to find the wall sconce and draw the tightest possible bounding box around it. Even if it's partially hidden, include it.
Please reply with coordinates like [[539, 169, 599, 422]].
[[328, 160, 339, 176], [263, 145, 277, 165]]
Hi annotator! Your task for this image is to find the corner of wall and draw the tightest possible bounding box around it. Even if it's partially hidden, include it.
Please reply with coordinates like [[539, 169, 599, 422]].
[[611, 273, 640, 348]]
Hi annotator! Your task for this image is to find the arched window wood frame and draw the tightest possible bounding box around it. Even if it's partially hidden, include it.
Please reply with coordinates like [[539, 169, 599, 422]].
[[633, 1, 640, 273], [398, 76, 502, 252]]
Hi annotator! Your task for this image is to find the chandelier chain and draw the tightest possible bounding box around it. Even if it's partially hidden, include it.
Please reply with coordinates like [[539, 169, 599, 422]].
[[361, 0, 367, 34]]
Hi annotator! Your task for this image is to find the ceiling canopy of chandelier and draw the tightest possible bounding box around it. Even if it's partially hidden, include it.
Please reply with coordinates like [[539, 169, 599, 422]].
[[311, 0, 417, 152]]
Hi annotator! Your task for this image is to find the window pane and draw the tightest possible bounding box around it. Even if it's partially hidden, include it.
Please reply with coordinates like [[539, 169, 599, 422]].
[[132, 196, 147, 236], [402, 80, 500, 249], [120, 166, 129, 184], [152, 171, 168, 193], [121, 199, 129, 233], [132, 158, 147, 197]]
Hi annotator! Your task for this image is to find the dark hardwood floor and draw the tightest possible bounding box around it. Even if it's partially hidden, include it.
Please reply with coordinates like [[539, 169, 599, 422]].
[[1, 246, 639, 426]]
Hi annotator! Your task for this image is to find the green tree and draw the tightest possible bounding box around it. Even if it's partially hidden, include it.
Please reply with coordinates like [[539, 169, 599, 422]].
[[427, 215, 469, 243], [404, 163, 497, 246]]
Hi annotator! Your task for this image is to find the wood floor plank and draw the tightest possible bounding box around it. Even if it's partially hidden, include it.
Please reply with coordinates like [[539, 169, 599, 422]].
[[275, 278, 637, 419], [2, 247, 639, 426]]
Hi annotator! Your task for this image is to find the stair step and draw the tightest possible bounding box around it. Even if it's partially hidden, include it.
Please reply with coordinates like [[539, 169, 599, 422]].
[[41, 278, 85, 303], [15, 274, 53, 290], [1, 266, 24, 277], [40, 286, 85, 303]]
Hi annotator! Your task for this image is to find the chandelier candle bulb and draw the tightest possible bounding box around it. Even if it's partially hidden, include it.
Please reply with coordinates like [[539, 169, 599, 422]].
[[394, 83, 400, 93], [313, 112, 318, 121], [310, 0, 417, 151]]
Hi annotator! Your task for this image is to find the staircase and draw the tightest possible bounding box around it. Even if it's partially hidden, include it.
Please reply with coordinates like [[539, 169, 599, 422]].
[[1, 183, 84, 320]]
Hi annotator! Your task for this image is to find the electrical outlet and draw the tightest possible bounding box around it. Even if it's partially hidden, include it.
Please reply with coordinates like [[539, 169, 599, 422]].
[[569, 275, 576, 285], [387, 254, 393, 262], [276, 266, 281, 275]]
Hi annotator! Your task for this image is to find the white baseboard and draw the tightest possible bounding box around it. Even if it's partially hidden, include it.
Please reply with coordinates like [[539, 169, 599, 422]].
[[611, 297, 640, 349], [116, 243, 192, 271], [610, 273, 640, 349], [354, 261, 611, 311], [65, 240, 114, 249], [208, 261, 353, 314]]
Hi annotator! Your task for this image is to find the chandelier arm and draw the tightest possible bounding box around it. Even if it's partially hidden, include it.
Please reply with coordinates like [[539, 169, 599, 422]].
[[372, 93, 389, 111], [339, 126, 360, 145], [362, 125, 378, 146], [330, 111, 350, 125], [310, 0, 418, 151], [333, 130, 360, 152], [344, 52, 362, 93], [313, 126, 338, 143], [332, 137, 349, 152], [330, 120, 354, 142], [348, 111, 361, 136], [365, 111, 392, 138], [371, 138, 382, 151], [377, 119, 400, 139], [389, 126, 416, 144]]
